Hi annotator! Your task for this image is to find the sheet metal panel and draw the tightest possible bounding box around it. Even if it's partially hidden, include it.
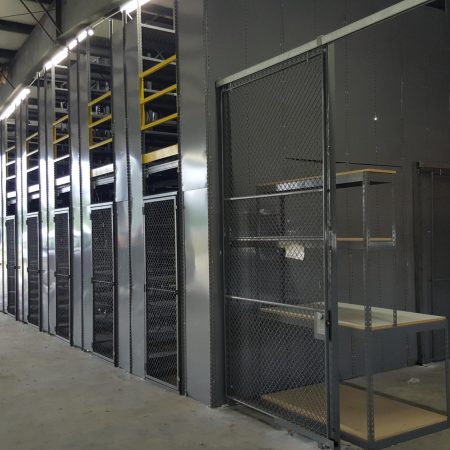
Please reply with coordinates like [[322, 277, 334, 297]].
[[0, 121, 5, 313], [46, 68, 56, 334], [125, 18, 146, 377], [70, 58, 83, 348], [112, 25, 131, 370], [15, 107, 24, 322], [20, 101, 29, 323], [78, 42, 93, 351], [38, 76, 49, 332]]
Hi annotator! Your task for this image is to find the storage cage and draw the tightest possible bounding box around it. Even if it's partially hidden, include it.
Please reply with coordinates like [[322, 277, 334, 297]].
[[5, 217, 17, 318], [91, 203, 116, 361], [26, 213, 40, 327], [144, 193, 179, 388], [54, 209, 71, 340], [218, 41, 450, 450]]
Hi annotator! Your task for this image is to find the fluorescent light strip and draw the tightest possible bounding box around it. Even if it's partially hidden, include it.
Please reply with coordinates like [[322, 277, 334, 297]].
[[120, 0, 151, 14], [0, 88, 31, 121]]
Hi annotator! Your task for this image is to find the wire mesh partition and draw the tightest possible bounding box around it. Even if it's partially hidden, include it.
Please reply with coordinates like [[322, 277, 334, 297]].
[[54, 210, 71, 340], [91, 206, 115, 361], [27, 214, 40, 327], [144, 195, 178, 388], [220, 48, 335, 445], [5, 217, 16, 317]]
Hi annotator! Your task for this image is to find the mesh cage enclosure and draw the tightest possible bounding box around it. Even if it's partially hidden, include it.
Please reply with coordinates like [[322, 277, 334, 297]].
[[27, 215, 40, 326], [91, 207, 115, 360], [5, 218, 16, 316], [144, 197, 178, 388], [222, 49, 329, 437], [55, 211, 71, 340]]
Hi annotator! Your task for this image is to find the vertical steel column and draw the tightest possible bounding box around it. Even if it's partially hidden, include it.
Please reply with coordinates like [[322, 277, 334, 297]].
[[46, 67, 57, 334], [20, 100, 29, 323], [0, 121, 5, 313], [79, 41, 92, 351], [39, 74, 50, 332], [113, 22, 131, 370], [124, 14, 146, 377], [177, 0, 213, 405], [15, 107, 24, 322], [70, 54, 83, 348]]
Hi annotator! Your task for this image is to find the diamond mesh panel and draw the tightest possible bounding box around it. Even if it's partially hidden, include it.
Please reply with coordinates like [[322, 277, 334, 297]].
[[27, 215, 40, 326], [55, 211, 71, 340], [92, 207, 114, 360], [5, 218, 16, 316], [222, 50, 328, 436], [144, 198, 178, 387]]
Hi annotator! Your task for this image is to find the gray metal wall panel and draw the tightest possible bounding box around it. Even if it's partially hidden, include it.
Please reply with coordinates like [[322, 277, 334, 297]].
[[112, 26, 131, 370], [15, 108, 24, 322], [0, 121, 5, 313], [70, 60, 83, 348], [38, 79, 49, 333], [125, 19, 145, 377], [183, 188, 211, 404], [78, 45, 93, 352], [46, 69, 56, 334], [20, 102, 29, 323]]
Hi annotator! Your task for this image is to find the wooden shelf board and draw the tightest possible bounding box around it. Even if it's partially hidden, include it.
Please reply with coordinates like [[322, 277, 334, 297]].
[[262, 384, 446, 442], [259, 303, 446, 332]]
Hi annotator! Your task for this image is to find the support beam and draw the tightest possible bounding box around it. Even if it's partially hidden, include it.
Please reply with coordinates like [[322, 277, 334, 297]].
[[0, 49, 16, 60], [0, 20, 34, 35]]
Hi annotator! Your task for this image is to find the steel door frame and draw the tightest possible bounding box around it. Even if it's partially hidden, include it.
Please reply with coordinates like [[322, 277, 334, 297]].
[[90, 201, 117, 364], [5, 215, 17, 319], [26, 212, 41, 329], [217, 46, 338, 449], [143, 191, 180, 391], [54, 207, 72, 342]]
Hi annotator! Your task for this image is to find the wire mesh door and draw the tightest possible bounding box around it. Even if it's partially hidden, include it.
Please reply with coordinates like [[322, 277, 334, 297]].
[[27, 214, 40, 327], [91, 205, 115, 361], [144, 195, 179, 389], [220, 47, 335, 444], [5, 218, 17, 317], [54, 210, 71, 340]]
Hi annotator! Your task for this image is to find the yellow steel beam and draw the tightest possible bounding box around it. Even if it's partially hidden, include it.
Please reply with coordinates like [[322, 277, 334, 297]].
[[141, 144, 178, 165], [141, 84, 177, 106], [89, 137, 113, 151], [89, 114, 112, 129], [141, 112, 178, 131], [52, 114, 69, 126], [25, 131, 39, 142], [140, 55, 176, 79], [53, 134, 70, 145], [88, 90, 112, 107], [5, 145, 16, 153]]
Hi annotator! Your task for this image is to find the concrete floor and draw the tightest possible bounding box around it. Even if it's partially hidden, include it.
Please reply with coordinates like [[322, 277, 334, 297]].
[[0, 314, 449, 450]]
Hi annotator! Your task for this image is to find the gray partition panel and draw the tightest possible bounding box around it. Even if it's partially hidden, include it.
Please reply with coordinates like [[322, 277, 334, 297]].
[[46, 68, 56, 334], [70, 58, 83, 348], [125, 17, 145, 377], [112, 25, 131, 370], [38, 77, 49, 332], [16, 107, 24, 322]]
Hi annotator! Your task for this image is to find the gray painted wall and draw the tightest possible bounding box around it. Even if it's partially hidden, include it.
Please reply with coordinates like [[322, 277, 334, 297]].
[[177, 0, 450, 405]]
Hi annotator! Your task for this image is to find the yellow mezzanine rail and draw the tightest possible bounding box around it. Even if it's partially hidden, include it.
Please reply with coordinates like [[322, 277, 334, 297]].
[[88, 91, 112, 150], [139, 54, 178, 131], [52, 114, 69, 157]]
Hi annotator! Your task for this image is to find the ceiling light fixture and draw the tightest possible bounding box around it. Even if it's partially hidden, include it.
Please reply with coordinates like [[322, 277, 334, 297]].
[[0, 88, 31, 121], [120, 0, 151, 15]]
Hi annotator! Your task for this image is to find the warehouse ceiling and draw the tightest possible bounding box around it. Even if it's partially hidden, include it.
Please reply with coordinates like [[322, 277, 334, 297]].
[[0, 0, 51, 64]]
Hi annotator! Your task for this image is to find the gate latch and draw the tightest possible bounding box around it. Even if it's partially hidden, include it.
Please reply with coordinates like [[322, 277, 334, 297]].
[[314, 312, 326, 341]]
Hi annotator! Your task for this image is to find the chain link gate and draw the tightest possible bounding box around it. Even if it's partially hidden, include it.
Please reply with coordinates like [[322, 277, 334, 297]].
[[91, 205, 115, 361], [219, 47, 337, 446], [54, 210, 71, 340], [5, 218, 17, 317], [144, 195, 179, 389], [27, 214, 40, 327]]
